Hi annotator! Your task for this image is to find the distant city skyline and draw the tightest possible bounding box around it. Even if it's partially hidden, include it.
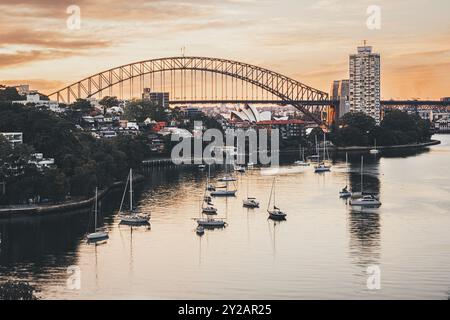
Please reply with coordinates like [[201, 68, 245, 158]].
[[1, 0, 449, 99]]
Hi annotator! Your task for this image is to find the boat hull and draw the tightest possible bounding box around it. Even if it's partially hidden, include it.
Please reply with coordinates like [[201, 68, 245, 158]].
[[211, 190, 237, 197], [268, 211, 287, 221], [243, 200, 259, 208], [339, 191, 352, 198], [119, 215, 150, 226], [315, 167, 331, 173], [87, 232, 109, 242], [197, 220, 226, 228], [202, 208, 218, 215]]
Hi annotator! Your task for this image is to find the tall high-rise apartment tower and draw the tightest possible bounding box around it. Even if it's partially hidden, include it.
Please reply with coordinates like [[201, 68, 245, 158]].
[[349, 45, 381, 124]]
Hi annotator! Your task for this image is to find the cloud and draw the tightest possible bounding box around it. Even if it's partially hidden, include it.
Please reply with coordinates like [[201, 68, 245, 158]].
[[0, 79, 66, 93], [0, 50, 75, 68], [0, 29, 113, 50]]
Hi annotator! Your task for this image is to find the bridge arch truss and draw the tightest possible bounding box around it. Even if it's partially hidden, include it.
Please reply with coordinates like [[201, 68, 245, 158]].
[[49, 57, 330, 125]]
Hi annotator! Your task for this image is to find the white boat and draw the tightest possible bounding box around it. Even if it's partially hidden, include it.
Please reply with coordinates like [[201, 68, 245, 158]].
[[202, 206, 218, 215], [197, 164, 206, 170], [339, 153, 352, 198], [87, 188, 109, 242], [242, 175, 259, 208], [340, 186, 352, 198], [206, 166, 216, 191], [197, 218, 227, 228], [314, 133, 331, 173], [217, 176, 237, 182], [196, 225, 205, 235], [267, 178, 287, 221], [350, 156, 382, 208], [370, 139, 380, 155], [119, 169, 150, 226], [294, 146, 310, 166], [211, 190, 237, 197], [212, 164, 237, 197], [350, 195, 382, 207], [243, 197, 260, 208], [314, 163, 331, 173], [195, 195, 226, 230]]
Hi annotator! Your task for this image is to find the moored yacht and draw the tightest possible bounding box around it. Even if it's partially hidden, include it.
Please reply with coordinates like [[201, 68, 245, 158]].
[[294, 146, 310, 166], [86, 188, 109, 242], [350, 156, 382, 208], [314, 133, 331, 173], [243, 197, 260, 208], [339, 153, 352, 198], [267, 178, 287, 221], [370, 139, 380, 155], [119, 169, 150, 226]]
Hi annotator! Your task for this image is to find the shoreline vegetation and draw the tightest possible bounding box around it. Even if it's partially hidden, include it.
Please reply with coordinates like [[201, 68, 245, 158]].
[[0, 174, 144, 218]]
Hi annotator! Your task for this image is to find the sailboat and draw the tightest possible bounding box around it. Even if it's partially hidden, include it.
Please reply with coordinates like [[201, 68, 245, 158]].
[[217, 162, 237, 182], [370, 139, 380, 155], [294, 146, 310, 166], [267, 178, 287, 221], [206, 165, 216, 191], [196, 225, 205, 235], [339, 153, 352, 198], [243, 176, 259, 208], [233, 164, 246, 173], [350, 156, 382, 208], [87, 187, 109, 242], [202, 178, 218, 215], [314, 133, 331, 173], [211, 162, 237, 197], [196, 196, 227, 228], [119, 169, 150, 226], [195, 198, 206, 235]]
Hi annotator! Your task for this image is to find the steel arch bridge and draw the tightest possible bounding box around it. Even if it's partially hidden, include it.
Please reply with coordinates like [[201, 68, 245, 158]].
[[48, 56, 330, 125]]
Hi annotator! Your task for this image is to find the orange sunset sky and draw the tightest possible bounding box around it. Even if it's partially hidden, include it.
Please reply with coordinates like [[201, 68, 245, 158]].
[[1, 0, 449, 99]]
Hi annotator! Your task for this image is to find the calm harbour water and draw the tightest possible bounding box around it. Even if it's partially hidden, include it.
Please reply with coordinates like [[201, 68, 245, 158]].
[[1, 135, 450, 300]]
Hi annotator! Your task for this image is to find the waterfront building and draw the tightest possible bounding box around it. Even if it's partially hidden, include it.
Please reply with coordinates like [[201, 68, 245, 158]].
[[349, 45, 381, 124], [433, 114, 450, 133], [0, 132, 23, 149], [28, 153, 56, 171]]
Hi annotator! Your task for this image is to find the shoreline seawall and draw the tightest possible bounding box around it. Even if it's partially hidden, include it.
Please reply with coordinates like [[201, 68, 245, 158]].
[[0, 175, 145, 219]]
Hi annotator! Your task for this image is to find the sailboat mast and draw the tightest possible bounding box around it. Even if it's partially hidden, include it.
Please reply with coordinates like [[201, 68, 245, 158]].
[[273, 178, 276, 208], [360, 156, 364, 195], [94, 187, 98, 230], [267, 178, 274, 211], [315, 135, 319, 164], [130, 168, 133, 212]]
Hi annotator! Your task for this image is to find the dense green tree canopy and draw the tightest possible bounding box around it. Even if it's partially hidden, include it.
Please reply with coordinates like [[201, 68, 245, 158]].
[[124, 99, 168, 122], [329, 110, 433, 147], [0, 102, 152, 205]]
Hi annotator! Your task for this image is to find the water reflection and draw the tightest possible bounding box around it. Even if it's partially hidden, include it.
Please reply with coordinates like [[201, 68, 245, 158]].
[[1, 136, 449, 299]]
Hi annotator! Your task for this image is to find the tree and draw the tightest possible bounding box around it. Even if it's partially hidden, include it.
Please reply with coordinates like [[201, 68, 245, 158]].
[[99, 96, 119, 114], [340, 112, 376, 133], [71, 99, 93, 113], [0, 87, 22, 102], [39, 169, 69, 202], [124, 99, 167, 123]]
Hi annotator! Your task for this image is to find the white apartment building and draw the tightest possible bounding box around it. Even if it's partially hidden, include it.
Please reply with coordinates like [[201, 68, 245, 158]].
[[349, 45, 381, 124]]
